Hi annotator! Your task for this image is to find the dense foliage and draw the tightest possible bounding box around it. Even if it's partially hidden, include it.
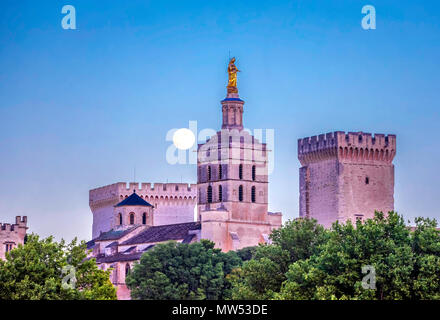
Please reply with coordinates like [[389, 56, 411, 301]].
[[229, 218, 329, 299], [126, 239, 243, 300], [0, 234, 116, 300], [230, 212, 440, 300]]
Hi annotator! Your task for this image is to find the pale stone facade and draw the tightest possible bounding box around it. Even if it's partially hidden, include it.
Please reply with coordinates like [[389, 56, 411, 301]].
[[0, 216, 28, 260], [197, 91, 282, 252], [89, 182, 197, 238], [298, 131, 396, 228], [87, 191, 201, 299]]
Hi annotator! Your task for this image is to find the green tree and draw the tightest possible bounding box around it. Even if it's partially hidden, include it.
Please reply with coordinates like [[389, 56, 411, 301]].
[[0, 234, 116, 300], [278, 211, 440, 300], [230, 218, 328, 299], [126, 240, 241, 300]]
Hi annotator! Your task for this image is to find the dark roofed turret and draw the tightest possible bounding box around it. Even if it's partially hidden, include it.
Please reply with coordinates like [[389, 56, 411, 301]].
[[115, 190, 153, 207]]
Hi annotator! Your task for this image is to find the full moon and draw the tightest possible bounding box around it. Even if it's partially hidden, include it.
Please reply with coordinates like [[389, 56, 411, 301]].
[[173, 128, 195, 150]]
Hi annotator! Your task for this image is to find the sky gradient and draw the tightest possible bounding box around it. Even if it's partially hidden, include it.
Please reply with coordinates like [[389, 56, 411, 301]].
[[0, 0, 439, 241]]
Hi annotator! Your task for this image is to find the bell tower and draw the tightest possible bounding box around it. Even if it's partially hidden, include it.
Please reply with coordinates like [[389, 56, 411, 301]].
[[197, 58, 282, 252], [221, 93, 244, 130]]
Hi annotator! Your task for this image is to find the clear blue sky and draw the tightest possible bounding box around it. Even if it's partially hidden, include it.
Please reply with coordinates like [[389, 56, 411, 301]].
[[0, 1, 439, 241]]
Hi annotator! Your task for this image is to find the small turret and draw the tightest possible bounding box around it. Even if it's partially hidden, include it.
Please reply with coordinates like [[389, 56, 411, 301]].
[[0, 216, 28, 260]]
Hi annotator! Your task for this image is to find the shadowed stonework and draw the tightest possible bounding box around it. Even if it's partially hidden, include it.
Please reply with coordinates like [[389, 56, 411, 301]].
[[298, 131, 396, 228]]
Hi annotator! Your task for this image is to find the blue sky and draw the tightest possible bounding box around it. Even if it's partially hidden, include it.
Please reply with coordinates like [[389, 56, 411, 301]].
[[0, 0, 439, 241]]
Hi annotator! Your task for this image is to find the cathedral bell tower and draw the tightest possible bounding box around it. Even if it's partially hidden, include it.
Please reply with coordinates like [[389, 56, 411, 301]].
[[197, 58, 282, 252]]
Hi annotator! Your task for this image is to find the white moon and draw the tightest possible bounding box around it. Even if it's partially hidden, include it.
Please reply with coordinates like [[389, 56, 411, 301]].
[[173, 128, 195, 150]]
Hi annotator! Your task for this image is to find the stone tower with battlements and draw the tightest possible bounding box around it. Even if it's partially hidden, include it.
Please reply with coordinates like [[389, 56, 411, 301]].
[[298, 131, 396, 228], [0, 216, 28, 260], [197, 58, 282, 252], [89, 182, 197, 239]]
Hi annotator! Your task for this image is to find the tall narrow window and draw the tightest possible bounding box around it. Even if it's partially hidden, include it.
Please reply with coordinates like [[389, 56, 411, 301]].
[[119, 213, 123, 225], [125, 263, 131, 276], [218, 165, 222, 180], [251, 186, 256, 203], [129, 213, 135, 225], [239, 164, 243, 180], [238, 185, 243, 202], [252, 165, 256, 181], [208, 166, 212, 181], [142, 212, 147, 225], [218, 185, 223, 202], [207, 186, 213, 203], [365, 177, 369, 185]]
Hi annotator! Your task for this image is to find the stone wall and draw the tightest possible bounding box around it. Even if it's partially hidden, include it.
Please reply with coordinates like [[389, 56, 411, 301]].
[[298, 131, 396, 228], [0, 216, 27, 260], [90, 182, 197, 238]]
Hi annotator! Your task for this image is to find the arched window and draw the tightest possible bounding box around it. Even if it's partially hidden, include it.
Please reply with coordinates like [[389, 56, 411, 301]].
[[251, 186, 256, 203], [238, 185, 243, 202], [365, 177, 369, 185], [118, 213, 123, 225], [252, 165, 256, 181], [207, 186, 213, 203], [218, 185, 223, 202], [142, 212, 147, 225], [125, 263, 130, 276], [129, 213, 135, 225], [239, 164, 243, 180], [218, 165, 223, 180], [208, 166, 212, 181]]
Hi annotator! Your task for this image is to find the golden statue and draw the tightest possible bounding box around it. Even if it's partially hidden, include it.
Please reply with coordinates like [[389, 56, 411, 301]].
[[227, 57, 240, 93]]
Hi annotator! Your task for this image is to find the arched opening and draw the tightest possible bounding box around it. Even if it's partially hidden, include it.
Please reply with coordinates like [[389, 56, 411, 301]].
[[218, 185, 223, 202], [129, 213, 135, 225], [118, 213, 123, 225], [251, 186, 256, 203], [208, 166, 212, 181], [207, 186, 213, 203], [125, 263, 130, 276], [252, 165, 256, 181], [239, 164, 243, 180], [238, 185, 243, 202], [142, 212, 147, 225], [218, 165, 223, 180]]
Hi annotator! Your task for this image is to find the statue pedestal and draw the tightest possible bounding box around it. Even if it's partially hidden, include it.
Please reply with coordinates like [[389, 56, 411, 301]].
[[227, 85, 238, 94]]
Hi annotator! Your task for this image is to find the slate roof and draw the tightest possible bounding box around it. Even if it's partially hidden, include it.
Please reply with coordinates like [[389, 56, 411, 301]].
[[96, 251, 143, 264], [86, 239, 95, 249], [93, 226, 138, 241], [95, 245, 156, 264], [121, 222, 201, 245], [115, 191, 153, 207], [106, 241, 118, 248], [221, 97, 244, 102]]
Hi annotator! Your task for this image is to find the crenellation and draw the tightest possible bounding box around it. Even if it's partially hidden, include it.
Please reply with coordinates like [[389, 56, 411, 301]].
[[90, 182, 197, 238], [298, 130, 396, 228], [0, 216, 28, 260], [299, 131, 396, 165]]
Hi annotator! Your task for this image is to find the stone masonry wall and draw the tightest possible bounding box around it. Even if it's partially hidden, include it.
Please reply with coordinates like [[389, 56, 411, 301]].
[[90, 182, 197, 239], [298, 131, 396, 228], [0, 216, 27, 260]]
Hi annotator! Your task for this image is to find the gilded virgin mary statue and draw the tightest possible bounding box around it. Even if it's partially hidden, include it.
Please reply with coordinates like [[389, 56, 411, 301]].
[[227, 57, 240, 93]]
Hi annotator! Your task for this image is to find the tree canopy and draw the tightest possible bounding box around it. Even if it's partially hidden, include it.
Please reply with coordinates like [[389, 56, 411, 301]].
[[229, 212, 440, 300], [126, 239, 242, 300], [0, 234, 116, 300]]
